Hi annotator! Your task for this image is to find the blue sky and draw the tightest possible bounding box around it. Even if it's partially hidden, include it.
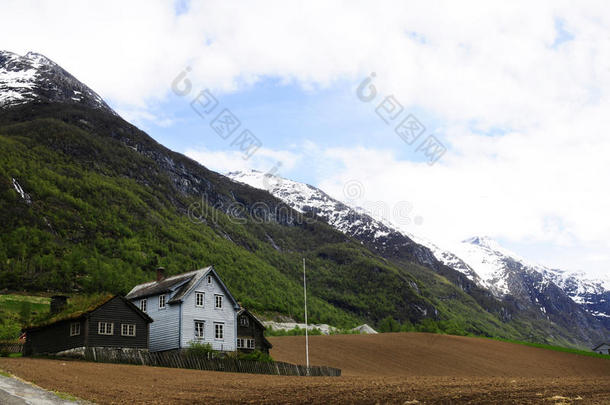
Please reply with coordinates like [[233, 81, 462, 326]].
[[133, 76, 445, 187]]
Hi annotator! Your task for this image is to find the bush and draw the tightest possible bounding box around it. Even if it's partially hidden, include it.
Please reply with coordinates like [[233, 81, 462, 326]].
[[230, 350, 274, 363], [186, 341, 216, 357], [0, 320, 21, 341]]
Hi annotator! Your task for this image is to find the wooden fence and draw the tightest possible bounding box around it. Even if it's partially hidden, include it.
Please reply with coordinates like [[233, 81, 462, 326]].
[[0, 343, 23, 354], [83, 347, 341, 377]]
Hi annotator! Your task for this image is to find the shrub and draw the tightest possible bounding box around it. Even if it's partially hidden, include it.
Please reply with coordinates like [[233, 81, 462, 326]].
[[232, 350, 274, 363], [186, 341, 216, 357]]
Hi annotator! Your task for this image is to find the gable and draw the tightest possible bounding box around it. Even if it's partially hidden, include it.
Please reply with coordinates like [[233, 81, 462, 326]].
[[170, 266, 240, 309]]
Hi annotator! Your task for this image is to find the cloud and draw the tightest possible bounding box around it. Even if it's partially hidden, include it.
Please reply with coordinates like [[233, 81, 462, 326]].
[[185, 146, 301, 175], [2, 0, 610, 275]]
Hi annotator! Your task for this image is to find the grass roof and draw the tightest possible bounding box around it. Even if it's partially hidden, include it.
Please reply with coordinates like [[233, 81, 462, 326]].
[[27, 293, 115, 330]]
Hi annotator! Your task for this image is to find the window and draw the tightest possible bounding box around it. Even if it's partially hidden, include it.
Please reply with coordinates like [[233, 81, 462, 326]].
[[214, 323, 224, 340], [215, 295, 223, 309], [121, 324, 136, 337], [98, 322, 113, 335], [207, 275, 212, 284], [237, 338, 254, 349], [195, 321, 205, 339], [239, 316, 249, 327], [140, 299, 147, 312], [195, 292, 204, 307], [159, 294, 166, 309], [70, 322, 80, 336]]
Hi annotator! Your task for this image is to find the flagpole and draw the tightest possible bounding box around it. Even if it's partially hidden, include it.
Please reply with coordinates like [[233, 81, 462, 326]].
[[303, 257, 310, 374]]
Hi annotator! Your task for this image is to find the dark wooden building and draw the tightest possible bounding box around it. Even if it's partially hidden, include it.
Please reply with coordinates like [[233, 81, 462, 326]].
[[24, 295, 152, 356], [236, 308, 272, 354]]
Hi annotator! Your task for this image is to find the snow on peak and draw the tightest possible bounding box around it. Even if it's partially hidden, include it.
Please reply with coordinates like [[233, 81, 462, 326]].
[[0, 50, 115, 114], [227, 169, 610, 319]]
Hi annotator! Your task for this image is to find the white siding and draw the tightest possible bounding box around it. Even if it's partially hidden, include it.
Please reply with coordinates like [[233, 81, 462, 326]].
[[595, 344, 610, 355], [132, 294, 180, 352], [180, 274, 237, 351]]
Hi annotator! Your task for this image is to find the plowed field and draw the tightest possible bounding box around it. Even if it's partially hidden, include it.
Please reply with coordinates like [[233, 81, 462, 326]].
[[0, 333, 608, 404]]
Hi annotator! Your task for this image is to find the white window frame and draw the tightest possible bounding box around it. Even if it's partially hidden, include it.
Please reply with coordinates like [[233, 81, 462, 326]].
[[159, 294, 166, 309], [70, 322, 80, 336], [140, 298, 147, 312], [121, 323, 136, 337], [207, 275, 212, 284], [247, 338, 255, 349], [237, 338, 244, 349], [214, 294, 223, 309], [98, 322, 113, 335], [214, 323, 224, 340], [195, 291, 204, 307], [194, 320, 205, 339], [239, 316, 249, 327]]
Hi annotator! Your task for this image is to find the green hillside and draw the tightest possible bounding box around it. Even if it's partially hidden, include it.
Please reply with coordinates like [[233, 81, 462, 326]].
[[0, 103, 577, 345]]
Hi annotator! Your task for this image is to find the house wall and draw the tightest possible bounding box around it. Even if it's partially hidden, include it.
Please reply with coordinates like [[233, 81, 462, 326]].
[[180, 274, 237, 351], [237, 313, 269, 353], [132, 294, 180, 352], [594, 344, 610, 355], [86, 297, 149, 349], [25, 319, 85, 355]]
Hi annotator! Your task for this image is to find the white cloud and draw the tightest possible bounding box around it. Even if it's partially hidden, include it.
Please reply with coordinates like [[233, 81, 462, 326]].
[[2, 0, 610, 275], [185, 146, 300, 175]]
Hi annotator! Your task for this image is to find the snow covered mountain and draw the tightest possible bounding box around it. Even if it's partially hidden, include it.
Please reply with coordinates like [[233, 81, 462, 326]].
[[445, 236, 610, 326], [0, 50, 114, 114], [228, 169, 610, 335], [228, 169, 444, 270]]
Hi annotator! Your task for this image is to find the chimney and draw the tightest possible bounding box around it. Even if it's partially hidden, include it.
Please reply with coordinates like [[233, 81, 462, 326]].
[[156, 267, 166, 282], [50, 295, 68, 314]]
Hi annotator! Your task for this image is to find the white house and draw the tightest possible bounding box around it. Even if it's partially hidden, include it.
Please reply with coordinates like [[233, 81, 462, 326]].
[[125, 266, 240, 352], [592, 342, 610, 355]]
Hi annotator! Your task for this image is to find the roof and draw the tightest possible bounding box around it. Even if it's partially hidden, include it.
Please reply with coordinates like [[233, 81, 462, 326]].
[[592, 342, 610, 350], [126, 266, 240, 309], [238, 307, 267, 330], [25, 295, 152, 331]]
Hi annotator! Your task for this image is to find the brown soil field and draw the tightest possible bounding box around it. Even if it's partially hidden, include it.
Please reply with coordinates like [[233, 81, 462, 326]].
[[269, 332, 610, 377], [0, 333, 608, 404]]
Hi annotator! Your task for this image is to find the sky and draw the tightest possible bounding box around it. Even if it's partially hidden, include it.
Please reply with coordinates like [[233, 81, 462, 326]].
[[2, 0, 609, 278]]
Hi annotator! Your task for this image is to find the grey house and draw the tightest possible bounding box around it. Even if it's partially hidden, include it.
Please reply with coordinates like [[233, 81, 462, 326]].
[[593, 342, 610, 355], [126, 266, 240, 352]]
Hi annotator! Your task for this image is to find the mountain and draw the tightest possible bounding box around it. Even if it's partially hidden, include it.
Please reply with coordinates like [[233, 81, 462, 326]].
[[0, 51, 114, 114], [228, 170, 610, 347], [0, 50, 532, 342], [444, 236, 610, 328], [1, 50, 606, 348]]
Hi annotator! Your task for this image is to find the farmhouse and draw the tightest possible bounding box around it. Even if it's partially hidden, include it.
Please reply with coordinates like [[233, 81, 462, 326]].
[[592, 342, 610, 355], [24, 295, 152, 356], [126, 266, 240, 352], [237, 307, 273, 354]]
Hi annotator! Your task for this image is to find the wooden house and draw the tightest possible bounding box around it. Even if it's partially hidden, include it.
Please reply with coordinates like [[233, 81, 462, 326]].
[[593, 342, 610, 355], [24, 295, 152, 356], [237, 307, 272, 354], [126, 266, 240, 352]]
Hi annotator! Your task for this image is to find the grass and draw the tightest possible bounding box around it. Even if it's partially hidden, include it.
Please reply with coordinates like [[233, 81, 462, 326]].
[[491, 337, 610, 359], [0, 370, 11, 377], [54, 391, 80, 402], [0, 294, 50, 314]]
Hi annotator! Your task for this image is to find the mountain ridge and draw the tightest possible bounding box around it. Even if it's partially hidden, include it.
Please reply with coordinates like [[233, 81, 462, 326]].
[[1, 50, 607, 348], [228, 169, 610, 346]]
